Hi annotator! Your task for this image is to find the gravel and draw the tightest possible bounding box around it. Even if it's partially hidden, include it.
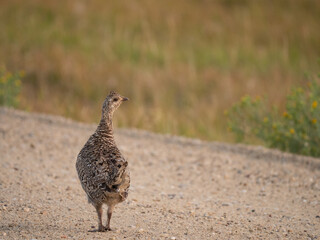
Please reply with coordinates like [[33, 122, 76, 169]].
[[0, 107, 319, 239]]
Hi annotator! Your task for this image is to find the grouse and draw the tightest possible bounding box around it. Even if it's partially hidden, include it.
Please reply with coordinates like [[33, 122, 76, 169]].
[[76, 91, 130, 231]]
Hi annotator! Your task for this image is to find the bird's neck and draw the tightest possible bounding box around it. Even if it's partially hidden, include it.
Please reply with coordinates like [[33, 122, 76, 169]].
[[97, 112, 114, 140]]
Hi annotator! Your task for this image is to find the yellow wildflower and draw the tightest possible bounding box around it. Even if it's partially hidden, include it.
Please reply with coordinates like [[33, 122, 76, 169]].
[[255, 96, 261, 103], [312, 119, 317, 124], [15, 80, 21, 87], [241, 96, 249, 103], [290, 128, 295, 134], [312, 101, 317, 109], [283, 112, 289, 118], [6, 72, 12, 78]]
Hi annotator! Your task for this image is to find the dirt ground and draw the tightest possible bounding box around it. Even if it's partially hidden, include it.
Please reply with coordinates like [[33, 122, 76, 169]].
[[0, 108, 319, 240]]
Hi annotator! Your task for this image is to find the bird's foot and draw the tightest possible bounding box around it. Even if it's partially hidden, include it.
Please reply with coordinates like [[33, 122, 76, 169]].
[[97, 225, 112, 232], [98, 225, 107, 232]]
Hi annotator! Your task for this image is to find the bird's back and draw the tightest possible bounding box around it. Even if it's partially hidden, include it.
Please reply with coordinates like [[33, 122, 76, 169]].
[[76, 132, 130, 205]]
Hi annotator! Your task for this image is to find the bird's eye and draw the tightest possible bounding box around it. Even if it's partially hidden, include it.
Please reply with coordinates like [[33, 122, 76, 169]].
[[113, 98, 118, 102], [117, 164, 121, 168]]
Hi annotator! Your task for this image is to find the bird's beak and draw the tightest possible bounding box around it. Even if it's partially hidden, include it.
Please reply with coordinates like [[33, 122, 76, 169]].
[[122, 97, 129, 101]]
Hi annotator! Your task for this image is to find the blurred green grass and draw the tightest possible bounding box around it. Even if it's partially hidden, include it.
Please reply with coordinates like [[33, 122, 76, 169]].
[[0, 0, 319, 142]]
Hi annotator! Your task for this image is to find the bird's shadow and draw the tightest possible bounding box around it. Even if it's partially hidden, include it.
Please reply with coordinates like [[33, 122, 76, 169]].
[[87, 227, 115, 233]]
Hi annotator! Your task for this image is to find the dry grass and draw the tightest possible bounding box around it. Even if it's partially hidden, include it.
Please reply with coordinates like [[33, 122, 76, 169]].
[[0, 0, 319, 141]]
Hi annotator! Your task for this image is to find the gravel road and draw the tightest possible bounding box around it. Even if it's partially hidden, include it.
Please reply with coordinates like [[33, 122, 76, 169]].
[[0, 108, 319, 239]]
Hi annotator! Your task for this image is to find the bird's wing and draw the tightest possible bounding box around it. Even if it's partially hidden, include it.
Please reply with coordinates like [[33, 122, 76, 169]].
[[92, 146, 124, 188]]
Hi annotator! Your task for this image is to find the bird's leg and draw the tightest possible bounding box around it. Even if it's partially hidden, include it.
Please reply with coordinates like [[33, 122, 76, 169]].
[[95, 203, 105, 232], [106, 205, 115, 231]]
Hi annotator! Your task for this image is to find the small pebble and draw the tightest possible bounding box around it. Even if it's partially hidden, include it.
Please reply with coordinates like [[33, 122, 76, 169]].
[[24, 207, 30, 212], [138, 228, 144, 233]]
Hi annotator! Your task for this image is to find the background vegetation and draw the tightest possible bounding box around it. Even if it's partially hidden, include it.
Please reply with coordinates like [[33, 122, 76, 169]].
[[227, 79, 320, 157], [0, 0, 319, 143], [0, 67, 22, 107]]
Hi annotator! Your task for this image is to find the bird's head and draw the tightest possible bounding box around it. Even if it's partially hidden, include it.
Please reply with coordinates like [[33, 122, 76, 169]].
[[102, 91, 129, 117]]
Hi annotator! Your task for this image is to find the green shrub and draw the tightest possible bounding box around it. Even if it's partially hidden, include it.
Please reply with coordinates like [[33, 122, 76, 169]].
[[227, 77, 320, 157], [0, 67, 23, 107]]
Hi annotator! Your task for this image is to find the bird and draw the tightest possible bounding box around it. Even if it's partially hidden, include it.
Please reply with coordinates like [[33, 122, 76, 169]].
[[76, 91, 130, 232]]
